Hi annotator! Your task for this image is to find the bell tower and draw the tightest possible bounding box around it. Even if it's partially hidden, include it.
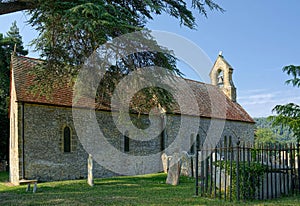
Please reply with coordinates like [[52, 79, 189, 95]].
[[209, 52, 237, 102]]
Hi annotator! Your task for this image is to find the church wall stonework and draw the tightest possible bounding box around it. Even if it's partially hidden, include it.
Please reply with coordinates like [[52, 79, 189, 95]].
[[20, 103, 254, 182], [22, 104, 116, 181]]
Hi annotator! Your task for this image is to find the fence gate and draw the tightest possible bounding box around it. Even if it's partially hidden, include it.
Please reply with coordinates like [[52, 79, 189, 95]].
[[195, 137, 300, 201]]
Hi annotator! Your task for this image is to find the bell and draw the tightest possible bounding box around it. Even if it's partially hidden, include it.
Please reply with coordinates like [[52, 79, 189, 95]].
[[217, 76, 223, 86]]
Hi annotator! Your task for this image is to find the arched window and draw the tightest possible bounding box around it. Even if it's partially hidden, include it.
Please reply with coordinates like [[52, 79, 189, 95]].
[[160, 116, 166, 151], [160, 129, 165, 152], [63, 126, 71, 153], [189, 134, 195, 155], [124, 131, 129, 152], [196, 134, 200, 150]]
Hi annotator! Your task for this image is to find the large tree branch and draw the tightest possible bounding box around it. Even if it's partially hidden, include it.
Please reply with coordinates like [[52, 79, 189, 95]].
[[0, 0, 35, 15]]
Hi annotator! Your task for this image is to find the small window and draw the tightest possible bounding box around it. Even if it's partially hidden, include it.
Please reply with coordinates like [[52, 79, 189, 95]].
[[190, 134, 195, 155], [160, 129, 165, 151], [196, 134, 200, 150], [124, 132, 129, 152], [63, 126, 71, 153], [160, 116, 166, 151]]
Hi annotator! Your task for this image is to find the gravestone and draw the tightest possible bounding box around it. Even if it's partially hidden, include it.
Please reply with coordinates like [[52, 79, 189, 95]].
[[166, 153, 182, 186], [180, 151, 193, 177], [88, 154, 94, 186], [161, 153, 172, 173]]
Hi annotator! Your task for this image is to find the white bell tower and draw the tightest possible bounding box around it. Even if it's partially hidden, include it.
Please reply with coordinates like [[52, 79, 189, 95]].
[[209, 52, 237, 102]]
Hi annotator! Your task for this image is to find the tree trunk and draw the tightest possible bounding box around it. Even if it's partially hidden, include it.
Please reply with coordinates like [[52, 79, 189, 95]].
[[0, 1, 35, 15]]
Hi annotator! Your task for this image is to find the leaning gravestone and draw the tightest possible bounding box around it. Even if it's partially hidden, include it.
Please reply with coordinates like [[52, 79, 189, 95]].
[[88, 154, 94, 186], [161, 153, 172, 173], [166, 153, 182, 186]]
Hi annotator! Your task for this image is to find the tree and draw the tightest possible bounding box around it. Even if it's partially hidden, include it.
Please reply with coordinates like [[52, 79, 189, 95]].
[[254, 128, 279, 145], [254, 117, 296, 144], [2, 0, 223, 112], [269, 65, 300, 141], [0, 21, 28, 161], [1, 1, 223, 70], [26, 1, 223, 75], [1, 1, 224, 133]]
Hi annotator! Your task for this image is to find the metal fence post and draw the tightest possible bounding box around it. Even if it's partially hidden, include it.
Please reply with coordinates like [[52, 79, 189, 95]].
[[195, 135, 199, 196], [236, 139, 240, 201], [229, 136, 233, 201], [297, 141, 300, 193]]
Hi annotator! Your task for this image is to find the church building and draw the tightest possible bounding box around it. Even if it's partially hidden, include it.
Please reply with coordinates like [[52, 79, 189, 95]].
[[9, 53, 255, 185]]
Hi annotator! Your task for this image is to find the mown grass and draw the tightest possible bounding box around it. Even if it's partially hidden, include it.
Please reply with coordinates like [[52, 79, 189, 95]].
[[0, 171, 299, 205]]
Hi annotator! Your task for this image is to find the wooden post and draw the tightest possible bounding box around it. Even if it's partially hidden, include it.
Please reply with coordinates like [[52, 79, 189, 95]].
[[88, 154, 94, 187]]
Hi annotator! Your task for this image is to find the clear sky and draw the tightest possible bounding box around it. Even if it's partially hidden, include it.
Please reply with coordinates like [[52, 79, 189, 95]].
[[1, 0, 300, 118]]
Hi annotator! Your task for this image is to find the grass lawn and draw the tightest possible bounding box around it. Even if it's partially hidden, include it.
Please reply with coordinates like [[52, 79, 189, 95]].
[[0, 171, 299, 205]]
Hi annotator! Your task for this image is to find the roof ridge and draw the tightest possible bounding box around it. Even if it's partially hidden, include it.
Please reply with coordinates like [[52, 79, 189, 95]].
[[16, 55, 43, 61], [11, 55, 255, 123]]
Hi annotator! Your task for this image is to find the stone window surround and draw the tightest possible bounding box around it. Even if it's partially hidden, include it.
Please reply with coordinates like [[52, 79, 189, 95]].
[[61, 124, 73, 153]]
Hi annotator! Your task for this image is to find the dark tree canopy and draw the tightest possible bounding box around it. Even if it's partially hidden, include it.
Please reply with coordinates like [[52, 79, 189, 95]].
[[1, 0, 223, 67], [0, 1, 224, 159], [11, 0, 222, 108], [0, 21, 28, 161], [0, 1, 224, 113]]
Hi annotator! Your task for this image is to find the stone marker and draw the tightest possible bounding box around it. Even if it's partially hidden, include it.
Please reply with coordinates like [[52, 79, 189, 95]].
[[180, 151, 193, 177], [88, 154, 94, 186], [166, 153, 182, 186], [161, 153, 172, 173]]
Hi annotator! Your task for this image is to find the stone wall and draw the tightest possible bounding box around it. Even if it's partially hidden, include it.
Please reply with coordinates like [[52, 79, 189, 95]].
[[15, 103, 254, 182], [22, 104, 115, 181]]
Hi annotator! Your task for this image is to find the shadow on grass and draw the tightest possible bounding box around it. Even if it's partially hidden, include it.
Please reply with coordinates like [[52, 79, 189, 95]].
[[0, 171, 8, 182], [1, 172, 299, 205]]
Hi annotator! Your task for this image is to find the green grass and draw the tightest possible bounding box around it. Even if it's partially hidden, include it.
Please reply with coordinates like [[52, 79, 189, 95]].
[[0, 171, 299, 205]]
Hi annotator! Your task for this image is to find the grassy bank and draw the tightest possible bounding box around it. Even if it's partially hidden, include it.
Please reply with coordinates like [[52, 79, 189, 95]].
[[0, 171, 299, 205]]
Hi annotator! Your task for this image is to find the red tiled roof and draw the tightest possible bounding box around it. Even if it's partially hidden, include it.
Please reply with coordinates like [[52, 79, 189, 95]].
[[11, 55, 254, 123]]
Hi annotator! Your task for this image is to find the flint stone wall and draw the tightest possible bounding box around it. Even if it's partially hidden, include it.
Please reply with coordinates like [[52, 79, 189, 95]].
[[15, 103, 254, 182]]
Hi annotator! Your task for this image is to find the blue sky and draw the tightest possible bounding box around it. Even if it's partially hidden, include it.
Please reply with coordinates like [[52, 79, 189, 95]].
[[1, 0, 300, 117]]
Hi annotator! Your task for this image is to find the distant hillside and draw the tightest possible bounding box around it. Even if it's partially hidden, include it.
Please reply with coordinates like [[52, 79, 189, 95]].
[[254, 117, 296, 143]]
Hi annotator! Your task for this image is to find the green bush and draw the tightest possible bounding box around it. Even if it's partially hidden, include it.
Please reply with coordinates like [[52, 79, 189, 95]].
[[214, 161, 268, 200]]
